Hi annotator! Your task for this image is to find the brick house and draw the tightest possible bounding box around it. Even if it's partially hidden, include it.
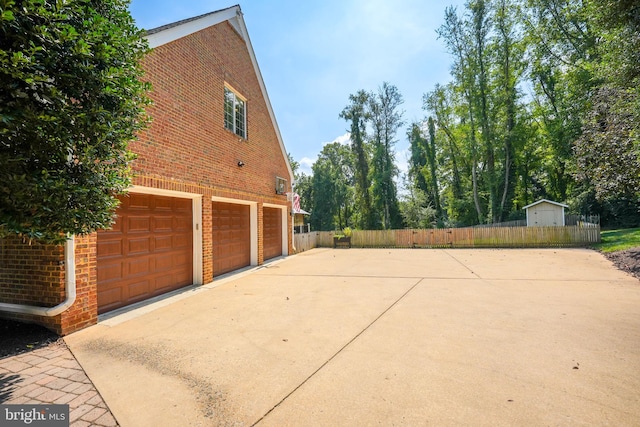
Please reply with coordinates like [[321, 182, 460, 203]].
[[0, 6, 294, 334]]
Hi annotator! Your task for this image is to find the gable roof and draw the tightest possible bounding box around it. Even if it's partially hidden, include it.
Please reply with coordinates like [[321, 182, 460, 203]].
[[523, 199, 569, 210], [144, 5, 294, 184]]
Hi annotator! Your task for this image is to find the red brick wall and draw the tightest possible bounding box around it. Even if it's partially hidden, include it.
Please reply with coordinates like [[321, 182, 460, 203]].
[[134, 20, 293, 280], [0, 235, 96, 335], [134, 21, 291, 199], [0, 237, 65, 307]]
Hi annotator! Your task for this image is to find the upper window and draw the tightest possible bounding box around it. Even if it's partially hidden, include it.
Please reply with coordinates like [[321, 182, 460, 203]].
[[224, 86, 246, 139]]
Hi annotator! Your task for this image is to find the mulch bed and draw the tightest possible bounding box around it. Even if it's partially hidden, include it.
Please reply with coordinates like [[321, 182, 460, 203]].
[[602, 247, 640, 280], [0, 318, 60, 359]]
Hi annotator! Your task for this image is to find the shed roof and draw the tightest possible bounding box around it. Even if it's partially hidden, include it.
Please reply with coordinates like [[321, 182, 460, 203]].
[[142, 5, 294, 185], [523, 199, 569, 210]]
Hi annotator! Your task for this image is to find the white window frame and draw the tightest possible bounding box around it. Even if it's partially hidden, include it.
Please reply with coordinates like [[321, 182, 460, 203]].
[[224, 84, 247, 139]]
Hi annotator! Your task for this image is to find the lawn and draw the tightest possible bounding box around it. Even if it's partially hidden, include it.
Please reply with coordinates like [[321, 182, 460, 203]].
[[593, 228, 640, 252]]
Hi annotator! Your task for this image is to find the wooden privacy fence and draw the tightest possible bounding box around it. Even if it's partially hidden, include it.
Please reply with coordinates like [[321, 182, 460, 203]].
[[293, 232, 318, 253], [294, 225, 600, 252]]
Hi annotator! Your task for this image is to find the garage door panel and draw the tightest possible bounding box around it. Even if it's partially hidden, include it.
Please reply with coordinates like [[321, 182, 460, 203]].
[[128, 216, 151, 233], [97, 194, 193, 314], [98, 288, 122, 312], [173, 199, 191, 211], [155, 216, 174, 231], [212, 202, 250, 276], [172, 252, 190, 267], [153, 254, 174, 271], [153, 197, 172, 210], [127, 257, 151, 276], [173, 234, 190, 248], [98, 240, 123, 258], [98, 263, 123, 283], [154, 274, 175, 290], [128, 194, 151, 210], [263, 207, 282, 261], [173, 270, 191, 283], [174, 216, 191, 230], [154, 235, 173, 251], [128, 237, 151, 255], [128, 280, 151, 299]]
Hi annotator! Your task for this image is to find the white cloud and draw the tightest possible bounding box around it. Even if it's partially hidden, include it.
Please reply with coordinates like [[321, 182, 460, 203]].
[[334, 132, 351, 145], [299, 156, 316, 176], [395, 148, 411, 196], [396, 148, 410, 175], [297, 132, 352, 176]]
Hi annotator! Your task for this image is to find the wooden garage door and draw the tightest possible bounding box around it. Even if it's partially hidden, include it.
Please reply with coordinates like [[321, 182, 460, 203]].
[[263, 207, 282, 261], [212, 202, 251, 276], [97, 194, 193, 314]]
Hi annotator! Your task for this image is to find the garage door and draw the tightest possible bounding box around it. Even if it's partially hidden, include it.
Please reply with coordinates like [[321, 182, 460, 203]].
[[97, 194, 193, 314], [212, 202, 251, 276], [263, 207, 282, 261]]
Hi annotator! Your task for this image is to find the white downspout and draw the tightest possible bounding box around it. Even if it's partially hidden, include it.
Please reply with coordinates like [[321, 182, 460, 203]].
[[0, 236, 76, 317]]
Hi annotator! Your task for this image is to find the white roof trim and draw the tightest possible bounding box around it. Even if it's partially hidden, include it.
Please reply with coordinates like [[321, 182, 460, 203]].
[[144, 6, 295, 185], [145, 7, 241, 49], [523, 199, 569, 210]]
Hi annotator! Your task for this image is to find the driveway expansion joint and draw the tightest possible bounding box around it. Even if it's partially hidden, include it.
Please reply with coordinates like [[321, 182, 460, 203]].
[[250, 278, 424, 427]]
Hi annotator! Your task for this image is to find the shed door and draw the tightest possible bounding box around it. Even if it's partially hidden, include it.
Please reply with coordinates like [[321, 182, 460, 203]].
[[97, 194, 193, 314], [212, 202, 251, 276], [263, 207, 283, 261], [531, 204, 562, 226]]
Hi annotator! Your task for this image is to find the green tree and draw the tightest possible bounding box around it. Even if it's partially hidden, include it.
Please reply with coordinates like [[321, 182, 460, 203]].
[[523, 0, 597, 202], [438, 5, 484, 223], [309, 142, 355, 231], [421, 0, 639, 228], [407, 119, 442, 220], [493, 0, 526, 220], [407, 123, 429, 197], [399, 184, 436, 229], [574, 88, 640, 203], [340, 90, 375, 229], [369, 82, 404, 229], [0, 0, 150, 244], [423, 84, 465, 216]]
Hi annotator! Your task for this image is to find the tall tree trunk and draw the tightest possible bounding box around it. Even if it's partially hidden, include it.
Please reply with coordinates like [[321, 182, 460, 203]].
[[497, 0, 517, 221], [427, 117, 442, 217], [472, 0, 496, 223]]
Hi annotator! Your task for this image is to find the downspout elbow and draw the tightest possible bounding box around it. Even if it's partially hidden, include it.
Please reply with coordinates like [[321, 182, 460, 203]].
[[0, 237, 76, 317]]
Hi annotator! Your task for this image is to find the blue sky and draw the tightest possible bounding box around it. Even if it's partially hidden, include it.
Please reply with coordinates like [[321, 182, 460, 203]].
[[129, 0, 464, 177]]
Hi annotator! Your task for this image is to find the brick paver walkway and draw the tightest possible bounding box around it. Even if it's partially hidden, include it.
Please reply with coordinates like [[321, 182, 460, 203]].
[[0, 340, 118, 426]]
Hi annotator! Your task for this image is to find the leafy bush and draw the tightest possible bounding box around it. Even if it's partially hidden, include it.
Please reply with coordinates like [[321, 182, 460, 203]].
[[0, 0, 150, 244]]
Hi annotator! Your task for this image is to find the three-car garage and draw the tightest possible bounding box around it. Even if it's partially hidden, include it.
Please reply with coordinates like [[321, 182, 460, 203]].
[[97, 191, 287, 314]]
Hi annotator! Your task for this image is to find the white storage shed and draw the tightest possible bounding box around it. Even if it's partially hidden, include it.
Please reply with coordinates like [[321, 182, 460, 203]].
[[523, 199, 568, 227]]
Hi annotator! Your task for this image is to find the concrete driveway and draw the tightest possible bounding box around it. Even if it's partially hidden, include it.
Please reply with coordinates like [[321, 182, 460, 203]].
[[65, 248, 640, 426]]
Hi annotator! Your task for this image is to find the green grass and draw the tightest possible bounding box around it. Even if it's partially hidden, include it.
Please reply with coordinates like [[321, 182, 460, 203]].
[[593, 228, 640, 252]]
